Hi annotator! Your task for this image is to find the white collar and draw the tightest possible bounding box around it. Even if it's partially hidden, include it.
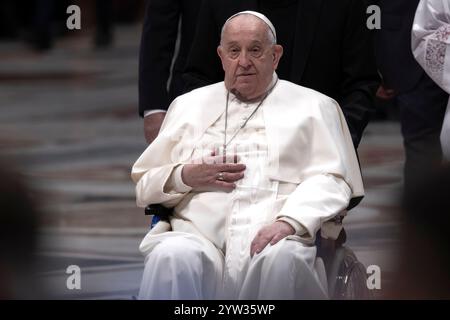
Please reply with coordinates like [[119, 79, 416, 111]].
[[228, 72, 279, 104]]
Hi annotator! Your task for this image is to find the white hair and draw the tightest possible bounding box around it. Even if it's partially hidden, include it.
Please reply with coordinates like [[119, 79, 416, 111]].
[[220, 11, 277, 45]]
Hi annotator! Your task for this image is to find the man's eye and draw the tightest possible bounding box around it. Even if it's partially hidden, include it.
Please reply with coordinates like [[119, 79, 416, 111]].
[[251, 47, 262, 56], [229, 48, 240, 57]]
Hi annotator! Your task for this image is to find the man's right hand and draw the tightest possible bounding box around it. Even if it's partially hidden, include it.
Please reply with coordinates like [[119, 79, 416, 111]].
[[144, 112, 166, 144], [181, 154, 246, 191]]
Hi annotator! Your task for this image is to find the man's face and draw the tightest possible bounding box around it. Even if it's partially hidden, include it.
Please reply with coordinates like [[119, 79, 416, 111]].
[[217, 15, 283, 101]]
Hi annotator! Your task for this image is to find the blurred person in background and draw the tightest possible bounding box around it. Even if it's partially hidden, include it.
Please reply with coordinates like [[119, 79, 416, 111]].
[[374, 0, 448, 196], [28, 0, 70, 51], [95, 0, 114, 48], [0, 1, 143, 51], [32, 0, 55, 50], [138, 0, 203, 144], [412, 0, 450, 161], [0, 158, 40, 299], [0, 0, 20, 40], [387, 166, 450, 299], [94, 0, 143, 48]]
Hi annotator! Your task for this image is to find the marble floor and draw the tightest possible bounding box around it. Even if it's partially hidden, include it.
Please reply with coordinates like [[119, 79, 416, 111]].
[[0, 25, 404, 299]]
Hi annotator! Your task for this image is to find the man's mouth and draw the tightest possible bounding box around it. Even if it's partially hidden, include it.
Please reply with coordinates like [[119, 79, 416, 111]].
[[237, 73, 256, 77]]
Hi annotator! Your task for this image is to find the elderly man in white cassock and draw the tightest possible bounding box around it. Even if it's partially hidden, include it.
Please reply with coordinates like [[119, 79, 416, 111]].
[[131, 11, 364, 300]]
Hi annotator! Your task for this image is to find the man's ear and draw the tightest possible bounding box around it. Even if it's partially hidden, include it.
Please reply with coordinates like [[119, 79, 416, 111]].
[[272, 44, 283, 69]]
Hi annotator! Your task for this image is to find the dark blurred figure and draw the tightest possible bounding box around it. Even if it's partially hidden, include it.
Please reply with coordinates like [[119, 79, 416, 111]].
[[0, 0, 20, 39], [0, 159, 39, 299], [1, 0, 71, 51], [32, 0, 56, 50], [139, 0, 203, 143], [180, 0, 379, 149], [95, 0, 144, 48], [387, 166, 450, 299], [374, 0, 448, 195], [95, 0, 114, 48]]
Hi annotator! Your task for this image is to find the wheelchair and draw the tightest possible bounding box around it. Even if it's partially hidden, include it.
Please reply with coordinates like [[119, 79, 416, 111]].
[[145, 204, 372, 300]]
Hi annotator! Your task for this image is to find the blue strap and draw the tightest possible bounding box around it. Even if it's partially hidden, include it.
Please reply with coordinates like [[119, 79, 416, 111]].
[[150, 215, 161, 229]]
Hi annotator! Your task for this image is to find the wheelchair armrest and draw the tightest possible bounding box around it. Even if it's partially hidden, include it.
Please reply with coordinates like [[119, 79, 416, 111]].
[[145, 204, 174, 229], [144, 204, 174, 219]]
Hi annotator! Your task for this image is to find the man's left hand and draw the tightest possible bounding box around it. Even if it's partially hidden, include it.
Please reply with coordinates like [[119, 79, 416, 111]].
[[250, 221, 295, 257]]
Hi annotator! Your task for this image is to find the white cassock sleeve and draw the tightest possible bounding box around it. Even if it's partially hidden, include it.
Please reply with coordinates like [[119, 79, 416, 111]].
[[412, 0, 450, 159], [131, 99, 194, 208], [132, 161, 190, 209], [275, 98, 355, 243]]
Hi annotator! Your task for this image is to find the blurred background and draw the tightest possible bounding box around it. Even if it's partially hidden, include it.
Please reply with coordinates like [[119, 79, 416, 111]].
[[0, 0, 150, 299], [0, 1, 413, 299]]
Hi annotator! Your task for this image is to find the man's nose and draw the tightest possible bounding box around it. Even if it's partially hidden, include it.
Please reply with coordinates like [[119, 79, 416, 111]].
[[238, 51, 252, 68]]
